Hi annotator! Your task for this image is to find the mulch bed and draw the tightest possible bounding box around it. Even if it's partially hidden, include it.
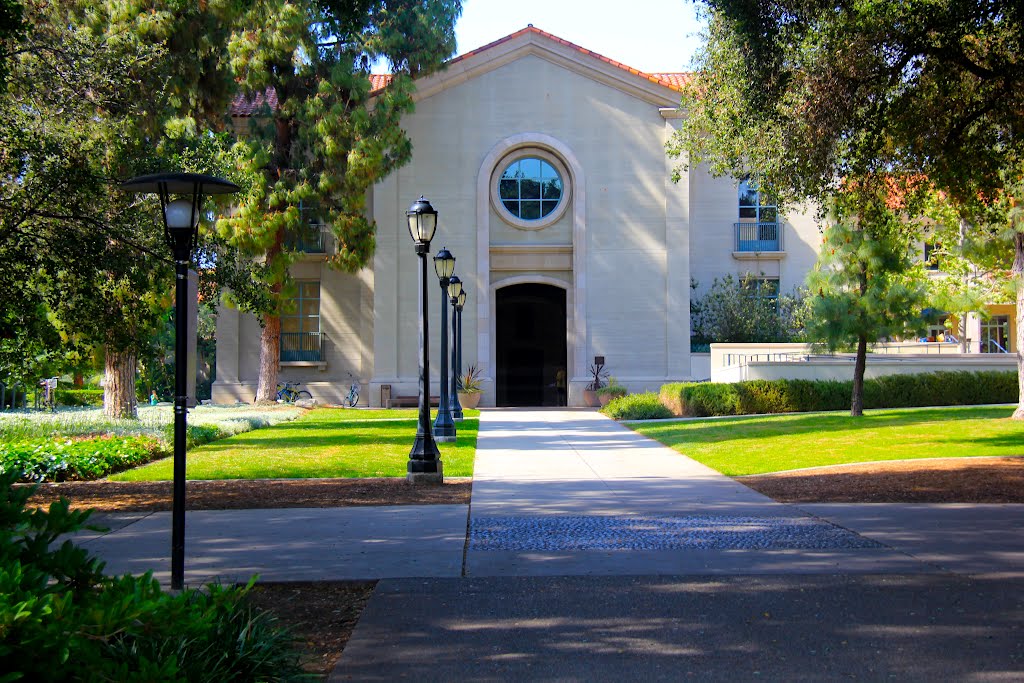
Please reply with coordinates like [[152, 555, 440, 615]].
[[738, 456, 1024, 503], [246, 580, 377, 677], [25, 477, 472, 513]]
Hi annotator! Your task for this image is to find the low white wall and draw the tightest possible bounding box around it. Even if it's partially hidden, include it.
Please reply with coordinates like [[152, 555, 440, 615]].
[[690, 353, 711, 381], [714, 355, 1018, 383]]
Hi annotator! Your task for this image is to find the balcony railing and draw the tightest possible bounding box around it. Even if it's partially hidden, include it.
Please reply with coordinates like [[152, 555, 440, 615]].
[[284, 224, 330, 254], [734, 222, 781, 252], [280, 332, 324, 362]]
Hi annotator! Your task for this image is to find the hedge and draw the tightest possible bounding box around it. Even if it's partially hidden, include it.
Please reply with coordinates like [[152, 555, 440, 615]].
[[54, 388, 105, 407], [600, 392, 674, 420], [660, 371, 1018, 418], [0, 436, 162, 482]]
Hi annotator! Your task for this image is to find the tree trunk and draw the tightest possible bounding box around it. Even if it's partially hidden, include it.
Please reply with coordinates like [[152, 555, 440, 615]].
[[255, 314, 281, 404], [1012, 231, 1024, 419], [104, 347, 137, 419], [850, 334, 867, 417]]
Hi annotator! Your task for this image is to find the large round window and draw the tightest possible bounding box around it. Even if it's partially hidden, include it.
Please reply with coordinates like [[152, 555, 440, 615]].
[[498, 157, 563, 221]]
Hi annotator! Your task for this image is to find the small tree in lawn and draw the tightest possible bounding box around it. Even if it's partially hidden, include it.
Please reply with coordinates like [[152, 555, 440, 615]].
[[806, 184, 928, 416]]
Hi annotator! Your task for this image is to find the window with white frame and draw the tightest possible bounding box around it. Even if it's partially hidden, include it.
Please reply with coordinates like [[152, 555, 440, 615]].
[[738, 178, 777, 223]]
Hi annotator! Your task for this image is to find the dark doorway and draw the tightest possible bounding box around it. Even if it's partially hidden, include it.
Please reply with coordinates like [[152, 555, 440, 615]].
[[496, 283, 567, 407]]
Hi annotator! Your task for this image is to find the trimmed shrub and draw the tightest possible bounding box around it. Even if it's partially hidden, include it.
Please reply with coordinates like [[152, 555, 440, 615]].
[[0, 436, 162, 482], [54, 388, 104, 407], [0, 471, 306, 681], [601, 392, 674, 420], [660, 382, 739, 417], [658, 370, 1017, 418]]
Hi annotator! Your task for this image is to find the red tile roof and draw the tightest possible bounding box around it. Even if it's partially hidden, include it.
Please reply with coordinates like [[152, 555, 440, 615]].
[[231, 26, 689, 116]]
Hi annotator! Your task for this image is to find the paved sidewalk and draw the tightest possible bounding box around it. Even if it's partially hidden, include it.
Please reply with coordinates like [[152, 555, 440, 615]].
[[465, 410, 935, 576], [77, 505, 468, 586]]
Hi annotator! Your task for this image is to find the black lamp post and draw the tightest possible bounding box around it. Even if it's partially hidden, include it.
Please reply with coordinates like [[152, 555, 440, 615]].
[[447, 275, 463, 420], [119, 172, 239, 589], [456, 289, 467, 389], [406, 197, 442, 482], [432, 247, 457, 442]]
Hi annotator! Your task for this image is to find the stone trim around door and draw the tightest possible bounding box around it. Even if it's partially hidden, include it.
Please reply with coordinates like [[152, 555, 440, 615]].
[[476, 133, 587, 406]]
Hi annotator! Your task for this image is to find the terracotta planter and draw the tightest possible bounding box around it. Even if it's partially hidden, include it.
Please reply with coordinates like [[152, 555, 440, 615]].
[[457, 391, 481, 410], [598, 393, 614, 407], [582, 389, 600, 407]]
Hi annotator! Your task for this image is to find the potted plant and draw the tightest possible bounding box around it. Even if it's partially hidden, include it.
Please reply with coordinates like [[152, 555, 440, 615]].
[[582, 361, 609, 407], [456, 364, 484, 410], [596, 378, 627, 407]]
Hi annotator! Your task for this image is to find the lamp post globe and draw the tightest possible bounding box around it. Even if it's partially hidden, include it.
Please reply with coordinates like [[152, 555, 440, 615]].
[[405, 197, 442, 481], [447, 275, 463, 420], [432, 247, 457, 441], [119, 172, 239, 590]]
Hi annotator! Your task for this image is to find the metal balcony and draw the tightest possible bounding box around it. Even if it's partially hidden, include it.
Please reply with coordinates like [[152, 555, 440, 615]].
[[280, 332, 324, 362], [734, 222, 781, 252]]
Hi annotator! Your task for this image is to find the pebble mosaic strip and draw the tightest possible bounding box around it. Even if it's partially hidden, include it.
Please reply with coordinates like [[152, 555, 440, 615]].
[[469, 515, 882, 551]]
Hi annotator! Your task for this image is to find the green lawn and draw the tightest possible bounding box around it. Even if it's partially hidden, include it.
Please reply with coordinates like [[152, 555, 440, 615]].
[[629, 405, 1024, 476], [111, 407, 479, 480]]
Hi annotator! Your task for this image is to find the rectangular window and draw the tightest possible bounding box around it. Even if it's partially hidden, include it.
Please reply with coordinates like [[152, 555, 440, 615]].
[[743, 277, 780, 312], [281, 281, 321, 361], [924, 243, 941, 271], [980, 315, 1010, 353]]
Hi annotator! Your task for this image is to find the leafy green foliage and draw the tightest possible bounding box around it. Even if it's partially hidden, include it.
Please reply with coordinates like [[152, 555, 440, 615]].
[[0, 470, 308, 681], [600, 392, 673, 420], [218, 0, 462, 401], [0, 436, 161, 482], [691, 274, 807, 344], [595, 384, 628, 399], [659, 371, 1018, 418], [53, 389, 104, 407]]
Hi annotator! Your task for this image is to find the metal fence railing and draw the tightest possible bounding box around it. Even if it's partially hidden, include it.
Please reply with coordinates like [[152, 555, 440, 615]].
[[734, 222, 781, 252], [280, 332, 325, 362]]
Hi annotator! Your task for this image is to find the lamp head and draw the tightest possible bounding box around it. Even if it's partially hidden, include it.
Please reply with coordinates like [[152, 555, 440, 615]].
[[433, 246, 455, 281], [407, 196, 438, 248], [456, 290, 467, 311], [447, 274, 462, 300]]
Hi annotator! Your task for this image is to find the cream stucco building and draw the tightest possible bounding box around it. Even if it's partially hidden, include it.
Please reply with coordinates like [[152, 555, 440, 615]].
[[212, 26, 825, 407]]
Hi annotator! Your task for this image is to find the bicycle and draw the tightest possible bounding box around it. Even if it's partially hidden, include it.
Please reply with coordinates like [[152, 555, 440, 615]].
[[276, 381, 312, 403], [343, 373, 359, 407], [38, 377, 57, 412]]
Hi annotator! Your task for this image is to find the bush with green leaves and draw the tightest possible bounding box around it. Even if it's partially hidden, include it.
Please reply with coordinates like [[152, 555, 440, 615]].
[[0, 436, 161, 482], [595, 384, 628, 399], [690, 274, 808, 345], [659, 371, 1017, 418], [53, 388, 104, 407], [601, 392, 674, 420], [0, 471, 308, 682]]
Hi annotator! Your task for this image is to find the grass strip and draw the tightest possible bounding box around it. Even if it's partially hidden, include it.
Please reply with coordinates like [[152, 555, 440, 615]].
[[111, 408, 479, 480], [629, 405, 1024, 476]]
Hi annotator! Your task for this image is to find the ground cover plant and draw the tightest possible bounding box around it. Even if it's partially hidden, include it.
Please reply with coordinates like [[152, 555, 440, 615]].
[[112, 408, 480, 481], [0, 471, 307, 682], [630, 405, 1024, 476], [0, 405, 305, 482]]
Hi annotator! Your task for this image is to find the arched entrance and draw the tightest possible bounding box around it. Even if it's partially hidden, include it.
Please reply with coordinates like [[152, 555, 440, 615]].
[[496, 283, 567, 407]]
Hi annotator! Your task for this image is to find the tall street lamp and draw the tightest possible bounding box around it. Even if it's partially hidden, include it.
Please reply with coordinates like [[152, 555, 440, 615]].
[[456, 289, 467, 389], [119, 172, 239, 589], [447, 275, 463, 421], [406, 197, 443, 483], [432, 247, 457, 442]]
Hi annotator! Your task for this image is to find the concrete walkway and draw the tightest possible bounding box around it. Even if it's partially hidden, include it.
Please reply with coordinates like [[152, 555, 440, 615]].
[[466, 409, 958, 577]]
